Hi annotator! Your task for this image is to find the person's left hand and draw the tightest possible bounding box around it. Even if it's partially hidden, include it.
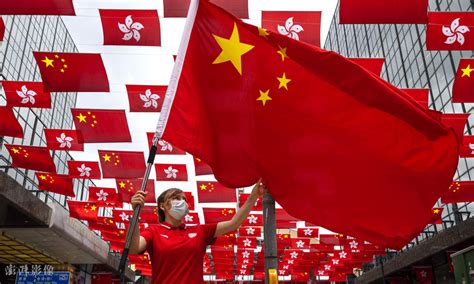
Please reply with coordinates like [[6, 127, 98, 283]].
[[251, 178, 265, 198]]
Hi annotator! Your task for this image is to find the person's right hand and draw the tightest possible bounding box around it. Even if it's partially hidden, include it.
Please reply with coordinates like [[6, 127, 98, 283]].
[[131, 191, 147, 209]]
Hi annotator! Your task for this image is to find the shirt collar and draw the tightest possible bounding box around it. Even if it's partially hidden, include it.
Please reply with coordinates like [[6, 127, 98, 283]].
[[160, 221, 186, 230]]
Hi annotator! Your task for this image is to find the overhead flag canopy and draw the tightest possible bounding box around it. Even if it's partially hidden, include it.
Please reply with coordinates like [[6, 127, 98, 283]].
[[0, 0, 75, 15]]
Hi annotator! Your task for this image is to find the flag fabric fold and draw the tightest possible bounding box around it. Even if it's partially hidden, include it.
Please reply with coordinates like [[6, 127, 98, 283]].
[[0, 107, 23, 138]]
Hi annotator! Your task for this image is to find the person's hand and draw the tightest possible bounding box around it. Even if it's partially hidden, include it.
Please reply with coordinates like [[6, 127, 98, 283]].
[[251, 178, 265, 198], [131, 191, 147, 209]]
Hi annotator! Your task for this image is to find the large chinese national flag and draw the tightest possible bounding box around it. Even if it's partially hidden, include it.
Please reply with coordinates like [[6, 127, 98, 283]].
[[2, 81, 51, 108], [261, 11, 321, 47], [163, 0, 248, 19], [44, 129, 84, 151], [99, 10, 161, 46], [6, 145, 56, 172], [98, 150, 146, 178], [71, 109, 131, 143], [33, 52, 109, 92], [159, 0, 458, 249], [349, 58, 385, 76], [452, 59, 474, 102], [427, 12, 474, 50], [0, 0, 75, 15], [339, 0, 428, 24], [0, 107, 23, 138], [35, 172, 75, 197]]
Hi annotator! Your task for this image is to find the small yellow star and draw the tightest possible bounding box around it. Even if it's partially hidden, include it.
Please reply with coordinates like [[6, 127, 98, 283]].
[[76, 113, 87, 123], [90, 205, 97, 211], [277, 46, 289, 61], [277, 73, 292, 90], [257, 89, 272, 106], [228, 209, 234, 214], [119, 181, 126, 188], [433, 209, 440, 214], [258, 27, 269, 38], [42, 56, 54, 68], [461, 64, 474, 77], [102, 153, 111, 162], [39, 175, 47, 180], [12, 148, 20, 154]]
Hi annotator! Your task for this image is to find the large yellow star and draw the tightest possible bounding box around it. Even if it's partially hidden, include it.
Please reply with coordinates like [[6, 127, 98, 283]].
[[90, 205, 97, 211], [200, 184, 207, 190], [277, 46, 289, 61], [461, 64, 474, 77], [257, 89, 272, 106], [433, 209, 440, 214], [42, 56, 54, 68], [212, 23, 255, 75], [277, 73, 292, 90], [76, 113, 87, 123], [102, 153, 111, 162], [119, 181, 126, 188], [12, 148, 20, 154]]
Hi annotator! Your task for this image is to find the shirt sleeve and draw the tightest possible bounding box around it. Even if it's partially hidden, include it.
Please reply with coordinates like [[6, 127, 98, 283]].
[[200, 223, 218, 246], [140, 226, 154, 254]]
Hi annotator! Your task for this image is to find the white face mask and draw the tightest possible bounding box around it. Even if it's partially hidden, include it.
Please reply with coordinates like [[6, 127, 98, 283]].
[[168, 199, 189, 220]]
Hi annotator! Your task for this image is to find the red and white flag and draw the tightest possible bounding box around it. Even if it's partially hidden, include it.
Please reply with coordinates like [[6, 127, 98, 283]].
[[67, 160, 101, 179], [44, 129, 83, 151], [146, 133, 186, 154], [126, 85, 166, 112], [427, 12, 474, 50], [88, 187, 118, 205], [297, 227, 319, 238], [155, 164, 188, 181], [2, 81, 51, 108]]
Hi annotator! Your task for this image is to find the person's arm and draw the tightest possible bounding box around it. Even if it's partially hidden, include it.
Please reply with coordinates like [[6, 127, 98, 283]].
[[129, 191, 148, 254], [214, 179, 264, 237]]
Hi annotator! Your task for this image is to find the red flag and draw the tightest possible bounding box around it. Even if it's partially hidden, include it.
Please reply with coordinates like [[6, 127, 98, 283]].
[[441, 113, 469, 141], [203, 208, 235, 223], [100, 10, 161, 46], [319, 234, 347, 245], [141, 205, 159, 223], [350, 58, 385, 76], [242, 213, 262, 226], [239, 226, 261, 237], [71, 109, 131, 143], [67, 200, 99, 222], [0, 107, 23, 138], [116, 179, 155, 203], [0, 17, 4, 41], [261, 11, 321, 47], [67, 160, 101, 179], [88, 187, 118, 205], [155, 164, 188, 181], [239, 193, 262, 210], [183, 191, 195, 210], [6, 145, 56, 172], [414, 266, 433, 283], [36, 172, 75, 197], [183, 212, 200, 225], [401, 89, 429, 108], [92, 273, 112, 284], [237, 236, 257, 249], [452, 59, 474, 102], [2, 81, 51, 108], [460, 136, 474, 158], [163, 0, 248, 18], [441, 181, 474, 204], [159, 0, 458, 249], [146, 133, 186, 154], [427, 12, 474, 50], [197, 181, 236, 202], [339, 0, 428, 24], [431, 207, 444, 224], [33, 52, 109, 92], [126, 85, 166, 112], [194, 156, 213, 175], [98, 150, 146, 178], [290, 238, 310, 249], [297, 227, 318, 238], [275, 209, 299, 229], [0, 0, 75, 15], [113, 209, 134, 223], [44, 129, 84, 151]]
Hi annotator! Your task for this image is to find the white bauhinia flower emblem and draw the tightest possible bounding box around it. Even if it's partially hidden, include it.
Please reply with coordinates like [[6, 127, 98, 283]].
[[203, 267, 208, 273], [56, 133, 74, 148], [304, 228, 313, 236], [140, 89, 160, 109], [164, 166, 179, 179], [287, 259, 294, 264], [119, 212, 129, 221], [77, 164, 92, 177], [242, 251, 250, 258], [349, 240, 359, 249], [16, 85, 37, 104], [245, 227, 255, 235], [279, 270, 285, 275], [243, 238, 252, 247], [324, 264, 332, 271], [332, 259, 339, 265], [247, 215, 258, 224], [243, 259, 249, 264], [339, 251, 348, 259], [184, 215, 193, 222], [118, 15, 144, 42], [277, 17, 304, 40], [158, 140, 173, 152], [442, 18, 470, 45], [96, 189, 109, 201], [420, 270, 427, 278], [240, 270, 246, 274], [241, 264, 247, 269], [296, 240, 305, 248], [469, 143, 474, 154], [283, 265, 289, 270], [290, 251, 298, 259], [318, 270, 325, 276]]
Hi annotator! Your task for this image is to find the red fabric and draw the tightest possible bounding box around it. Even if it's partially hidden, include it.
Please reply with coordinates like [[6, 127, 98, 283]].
[[193, 156, 213, 175], [183, 212, 200, 225], [141, 206, 159, 223], [401, 89, 429, 108], [155, 163, 188, 181], [164, 0, 248, 18], [33, 52, 108, 92], [239, 193, 262, 210], [430, 207, 444, 224], [0, 0, 75, 15], [242, 213, 262, 226], [6, 145, 55, 172], [0, 107, 23, 138], [452, 59, 474, 102], [183, 191, 195, 210], [126, 85, 166, 112], [319, 234, 347, 245], [297, 227, 319, 238], [98, 150, 146, 178], [115, 179, 155, 203], [350, 58, 385, 76], [290, 238, 311, 249], [88, 187, 118, 205], [427, 12, 474, 50], [67, 160, 101, 179], [44, 129, 84, 151], [71, 108, 131, 143], [35, 172, 74, 197], [67, 200, 99, 222], [100, 10, 161, 46], [414, 266, 433, 283], [0, 17, 4, 41], [237, 236, 257, 249], [203, 208, 235, 223], [161, 0, 458, 249], [113, 209, 133, 223], [339, 0, 428, 24], [196, 181, 236, 202], [261, 11, 321, 47], [239, 226, 261, 237], [146, 133, 186, 154], [2, 81, 51, 108], [91, 273, 112, 284], [441, 113, 469, 141], [442, 181, 474, 204], [141, 223, 217, 284]]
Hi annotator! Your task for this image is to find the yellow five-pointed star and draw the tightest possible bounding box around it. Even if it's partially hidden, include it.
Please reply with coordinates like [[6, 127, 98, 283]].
[[461, 64, 474, 77], [39, 175, 47, 180], [90, 205, 97, 211], [12, 148, 20, 154], [212, 23, 255, 75], [258, 27, 269, 38], [277, 73, 292, 90], [200, 184, 207, 190], [102, 153, 111, 162], [119, 181, 126, 188], [277, 46, 289, 61], [42, 56, 54, 68], [76, 113, 87, 123], [433, 209, 440, 214], [257, 89, 272, 106]]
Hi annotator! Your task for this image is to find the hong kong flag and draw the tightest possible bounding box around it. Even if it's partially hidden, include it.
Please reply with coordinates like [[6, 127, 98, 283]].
[[290, 238, 310, 249], [163, 0, 248, 18], [6, 145, 56, 172], [67, 200, 99, 222], [242, 213, 262, 226], [155, 164, 188, 181], [146, 133, 186, 154], [0, 107, 23, 138], [350, 58, 385, 76], [452, 59, 474, 102], [71, 109, 132, 143], [197, 181, 236, 202], [2, 81, 51, 108], [203, 208, 235, 223], [99, 10, 161, 46], [33, 52, 109, 92], [297, 227, 318, 238], [240, 226, 261, 237], [116, 179, 155, 203], [442, 181, 474, 204], [261, 11, 321, 47], [0, 0, 75, 15], [44, 129, 83, 151], [237, 237, 257, 249], [98, 150, 146, 178], [113, 209, 134, 223], [126, 85, 166, 112], [88, 187, 118, 205], [427, 12, 474, 50], [35, 172, 75, 197], [67, 161, 101, 179]]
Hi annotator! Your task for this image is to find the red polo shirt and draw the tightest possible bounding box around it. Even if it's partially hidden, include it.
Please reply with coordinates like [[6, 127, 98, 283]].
[[141, 222, 217, 283]]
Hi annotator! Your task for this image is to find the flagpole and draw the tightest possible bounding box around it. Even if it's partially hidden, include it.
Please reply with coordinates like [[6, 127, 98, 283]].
[[118, 0, 200, 282], [263, 192, 278, 284]]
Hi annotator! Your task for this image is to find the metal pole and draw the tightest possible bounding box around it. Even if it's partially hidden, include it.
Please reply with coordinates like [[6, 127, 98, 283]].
[[263, 192, 278, 284]]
